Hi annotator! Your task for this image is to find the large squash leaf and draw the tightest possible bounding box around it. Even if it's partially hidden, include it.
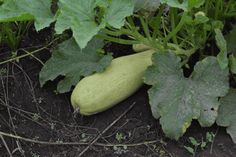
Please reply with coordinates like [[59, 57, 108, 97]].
[[144, 52, 229, 140], [0, 0, 54, 30], [55, 0, 134, 49], [39, 38, 112, 93], [217, 89, 236, 143]]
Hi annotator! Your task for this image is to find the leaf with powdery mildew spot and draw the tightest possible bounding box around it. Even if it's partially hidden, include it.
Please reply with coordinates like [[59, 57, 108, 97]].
[[217, 89, 236, 143], [144, 52, 229, 140]]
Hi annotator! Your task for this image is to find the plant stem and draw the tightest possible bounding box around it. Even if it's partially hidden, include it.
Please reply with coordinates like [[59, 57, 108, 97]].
[[170, 8, 178, 44], [97, 34, 138, 45], [215, 0, 222, 19], [103, 28, 124, 37], [139, 16, 151, 40], [152, 5, 164, 39], [164, 12, 187, 45], [204, 0, 210, 15], [224, 12, 236, 17]]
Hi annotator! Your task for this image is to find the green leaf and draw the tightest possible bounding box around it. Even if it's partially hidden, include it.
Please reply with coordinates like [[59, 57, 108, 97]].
[[55, 0, 134, 49], [144, 52, 229, 140], [188, 0, 205, 9], [55, 0, 103, 49], [194, 11, 209, 24], [215, 29, 228, 69], [229, 55, 236, 74], [39, 38, 113, 93], [189, 137, 199, 146], [105, 0, 134, 28], [96, 0, 110, 8], [225, 25, 236, 55], [134, 0, 160, 12], [0, 0, 54, 30], [160, 0, 188, 10], [184, 146, 195, 154], [217, 89, 236, 143], [206, 132, 214, 143], [160, 0, 204, 11], [201, 141, 207, 148], [212, 20, 224, 30]]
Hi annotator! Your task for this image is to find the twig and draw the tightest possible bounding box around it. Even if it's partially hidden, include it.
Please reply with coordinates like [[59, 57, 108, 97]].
[[78, 102, 136, 157], [1, 67, 25, 156], [12, 63, 40, 113], [21, 49, 44, 65], [100, 140, 161, 147], [0, 37, 60, 66], [0, 46, 47, 66], [0, 130, 160, 147], [0, 130, 86, 145], [0, 134, 13, 157]]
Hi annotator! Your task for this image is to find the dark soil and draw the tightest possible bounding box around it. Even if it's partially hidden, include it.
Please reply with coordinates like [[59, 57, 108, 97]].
[[0, 28, 236, 157]]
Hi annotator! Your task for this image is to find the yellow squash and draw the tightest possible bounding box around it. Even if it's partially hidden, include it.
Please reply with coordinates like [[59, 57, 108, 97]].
[[71, 49, 155, 115]]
